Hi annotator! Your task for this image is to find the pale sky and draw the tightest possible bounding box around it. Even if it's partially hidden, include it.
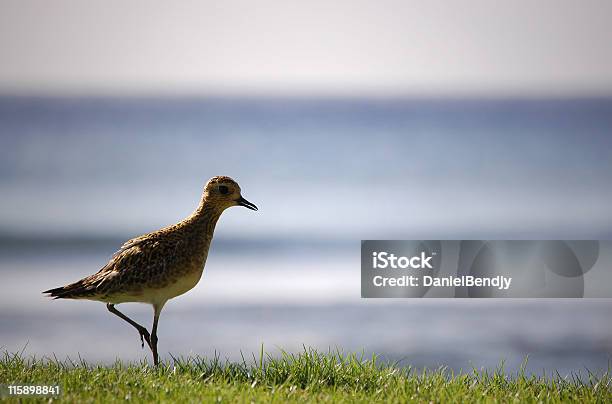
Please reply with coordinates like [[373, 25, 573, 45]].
[[1, 0, 611, 96]]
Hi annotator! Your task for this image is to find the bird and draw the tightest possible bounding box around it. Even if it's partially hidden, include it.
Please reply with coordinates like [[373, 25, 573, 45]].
[[43, 176, 258, 365]]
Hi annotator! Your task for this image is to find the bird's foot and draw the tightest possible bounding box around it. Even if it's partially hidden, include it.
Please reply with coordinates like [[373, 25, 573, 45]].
[[137, 327, 152, 349]]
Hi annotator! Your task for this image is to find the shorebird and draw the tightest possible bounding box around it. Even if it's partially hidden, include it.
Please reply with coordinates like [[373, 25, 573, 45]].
[[43, 176, 257, 365]]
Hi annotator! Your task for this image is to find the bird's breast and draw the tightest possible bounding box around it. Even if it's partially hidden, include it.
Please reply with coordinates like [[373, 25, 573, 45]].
[[145, 265, 204, 304]]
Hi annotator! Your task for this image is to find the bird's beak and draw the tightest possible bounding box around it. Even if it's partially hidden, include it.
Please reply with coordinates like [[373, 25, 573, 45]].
[[236, 196, 258, 211]]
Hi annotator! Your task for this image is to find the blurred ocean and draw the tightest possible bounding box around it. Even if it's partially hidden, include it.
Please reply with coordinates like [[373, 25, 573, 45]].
[[1, 96, 611, 375]]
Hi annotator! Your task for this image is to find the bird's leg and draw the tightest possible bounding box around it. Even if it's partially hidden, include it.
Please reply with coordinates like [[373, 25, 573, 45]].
[[151, 305, 162, 366], [106, 303, 152, 349]]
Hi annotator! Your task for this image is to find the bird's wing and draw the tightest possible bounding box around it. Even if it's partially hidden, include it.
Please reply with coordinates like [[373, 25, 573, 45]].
[[86, 234, 174, 294], [112, 232, 156, 258], [100, 235, 165, 276], [44, 231, 181, 299]]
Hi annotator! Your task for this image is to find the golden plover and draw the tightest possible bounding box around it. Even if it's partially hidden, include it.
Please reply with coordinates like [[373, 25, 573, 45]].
[[43, 176, 258, 365]]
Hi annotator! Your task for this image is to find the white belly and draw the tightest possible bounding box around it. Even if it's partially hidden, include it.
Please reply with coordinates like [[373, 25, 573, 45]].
[[106, 269, 204, 306], [148, 270, 204, 304]]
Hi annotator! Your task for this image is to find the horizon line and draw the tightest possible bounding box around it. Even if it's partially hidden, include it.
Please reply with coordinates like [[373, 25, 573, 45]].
[[2, 92, 612, 102]]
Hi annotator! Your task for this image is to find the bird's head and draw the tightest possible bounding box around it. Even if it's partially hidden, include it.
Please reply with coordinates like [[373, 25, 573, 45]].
[[203, 176, 258, 211]]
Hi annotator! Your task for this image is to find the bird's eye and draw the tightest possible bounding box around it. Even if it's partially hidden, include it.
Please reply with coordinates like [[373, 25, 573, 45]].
[[218, 185, 229, 195]]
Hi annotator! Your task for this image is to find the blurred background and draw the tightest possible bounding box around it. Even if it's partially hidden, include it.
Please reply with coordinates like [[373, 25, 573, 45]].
[[1, 0, 611, 375]]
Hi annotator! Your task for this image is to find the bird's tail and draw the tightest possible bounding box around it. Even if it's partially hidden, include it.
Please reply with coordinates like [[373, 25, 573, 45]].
[[43, 279, 95, 299]]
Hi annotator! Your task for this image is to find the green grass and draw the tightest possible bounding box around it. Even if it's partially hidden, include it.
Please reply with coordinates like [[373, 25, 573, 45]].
[[1, 348, 610, 403]]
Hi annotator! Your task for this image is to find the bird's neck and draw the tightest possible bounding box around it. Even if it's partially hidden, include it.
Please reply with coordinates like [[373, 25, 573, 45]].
[[186, 196, 225, 238], [171, 200, 223, 274]]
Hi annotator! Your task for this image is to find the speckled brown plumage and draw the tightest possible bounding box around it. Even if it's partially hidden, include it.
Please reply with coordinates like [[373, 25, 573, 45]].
[[43, 176, 258, 365], [44, 206, 221, 303]]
